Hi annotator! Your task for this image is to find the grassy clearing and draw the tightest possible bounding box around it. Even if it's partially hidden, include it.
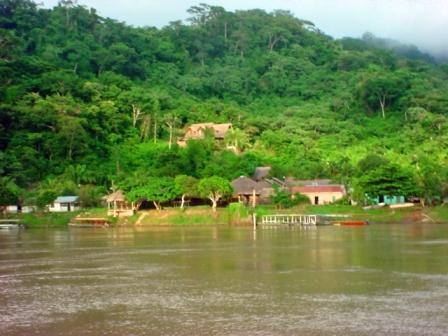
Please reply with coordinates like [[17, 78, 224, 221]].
[[132, 203, 250, 226]]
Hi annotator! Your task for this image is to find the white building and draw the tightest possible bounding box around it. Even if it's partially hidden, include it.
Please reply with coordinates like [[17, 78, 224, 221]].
[[5, 205, 18, 213], [48, 196, 80, 212]]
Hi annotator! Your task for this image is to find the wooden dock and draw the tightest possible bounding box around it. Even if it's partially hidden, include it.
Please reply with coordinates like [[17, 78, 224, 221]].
[[258, 214, 317, 228], [0, 219, 25, 229], [69, 218, 110, 228]]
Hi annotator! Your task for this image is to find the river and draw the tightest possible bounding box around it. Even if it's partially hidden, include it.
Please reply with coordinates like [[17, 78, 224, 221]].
[[1, 224, 447, 335]]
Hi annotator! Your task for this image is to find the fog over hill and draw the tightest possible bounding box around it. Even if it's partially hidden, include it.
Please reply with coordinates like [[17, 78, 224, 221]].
[[40, 0, 448, 61]]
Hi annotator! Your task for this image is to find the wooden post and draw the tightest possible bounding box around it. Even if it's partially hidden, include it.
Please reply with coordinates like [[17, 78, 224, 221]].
[[252, 189, 256, 208], [252, 213, 257, 231]]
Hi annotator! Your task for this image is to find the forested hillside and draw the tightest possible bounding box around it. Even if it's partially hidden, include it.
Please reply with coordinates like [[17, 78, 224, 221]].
[[1, 0, 448, 206]]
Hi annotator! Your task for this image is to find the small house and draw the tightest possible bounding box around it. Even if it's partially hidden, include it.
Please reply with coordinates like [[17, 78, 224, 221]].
[[48, 196, 80, 212], [370, 195, 405, 205], [290, 185, 346, 205], [104, 190, 134, 217], [177, 123, 233, 147]]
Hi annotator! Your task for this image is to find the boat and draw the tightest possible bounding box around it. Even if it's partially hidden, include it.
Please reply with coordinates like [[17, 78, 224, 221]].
[[332, 220, 369, 226], [69, 217, 110, 228]]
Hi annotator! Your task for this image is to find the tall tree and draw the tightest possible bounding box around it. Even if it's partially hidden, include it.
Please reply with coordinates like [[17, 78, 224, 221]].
[[198, 176, 232, 212], [127, 177, 177, 210], [174, 175, 197, 209]]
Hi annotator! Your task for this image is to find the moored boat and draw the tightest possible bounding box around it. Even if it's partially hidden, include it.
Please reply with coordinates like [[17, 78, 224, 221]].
[[332, 220, 369, 226]]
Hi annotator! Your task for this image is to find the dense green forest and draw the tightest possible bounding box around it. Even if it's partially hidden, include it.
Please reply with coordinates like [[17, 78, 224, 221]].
[[1, 0, 448, 207]]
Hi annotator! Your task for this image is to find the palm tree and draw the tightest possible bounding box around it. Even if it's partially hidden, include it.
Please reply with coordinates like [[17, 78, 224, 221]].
[[224, 128, 249, 153]]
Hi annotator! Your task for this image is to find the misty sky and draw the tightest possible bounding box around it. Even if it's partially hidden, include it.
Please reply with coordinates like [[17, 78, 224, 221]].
[[41, 0, 448, 57]]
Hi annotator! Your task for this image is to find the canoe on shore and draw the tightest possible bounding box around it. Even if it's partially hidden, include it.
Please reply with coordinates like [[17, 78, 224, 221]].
[[332, 220, 369, 226]]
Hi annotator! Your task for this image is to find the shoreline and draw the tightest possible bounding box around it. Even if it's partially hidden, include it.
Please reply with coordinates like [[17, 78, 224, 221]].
[[3, 204, 448, 228]]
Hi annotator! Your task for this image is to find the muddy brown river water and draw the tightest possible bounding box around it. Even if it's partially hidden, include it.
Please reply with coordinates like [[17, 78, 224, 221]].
[[1, 224, 448, 335]]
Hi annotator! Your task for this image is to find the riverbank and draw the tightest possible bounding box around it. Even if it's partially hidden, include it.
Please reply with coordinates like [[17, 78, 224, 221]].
[[2, 204, 250, 228], [3, 204, 448, 227]]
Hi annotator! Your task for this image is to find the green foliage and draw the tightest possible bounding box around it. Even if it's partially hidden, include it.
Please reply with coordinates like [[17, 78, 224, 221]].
[[197, 176, 233, 210], [35, 190, 57, 210], [293, 192, 311, 205], [174, 175, 198, 197], [0, 1, 447, 207], [0, 177, 21, 205], [413, 156, 447, 206], [357, 163, 416, 199], [270, 187, 308, 209], [127, 177, 177, 209], [78, 185, 106, 208]]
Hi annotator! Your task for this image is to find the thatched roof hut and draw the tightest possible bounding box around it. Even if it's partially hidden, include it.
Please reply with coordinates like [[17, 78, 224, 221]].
[[231, 176, 261, 196], [104, 190, 134, 217], [105, 190, 126, 203]]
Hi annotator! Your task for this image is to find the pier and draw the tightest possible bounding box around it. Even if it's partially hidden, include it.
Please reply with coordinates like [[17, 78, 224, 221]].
[[69, 218, 110, 228], [0, 219, 25, 229], [258, 214, 317, 228]]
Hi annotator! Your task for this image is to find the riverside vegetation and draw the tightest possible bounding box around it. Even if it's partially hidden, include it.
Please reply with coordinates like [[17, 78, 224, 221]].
[[1, 1, 448, 218]]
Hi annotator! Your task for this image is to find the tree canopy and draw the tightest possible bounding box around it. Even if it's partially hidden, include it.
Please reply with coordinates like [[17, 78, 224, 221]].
[[0, 1, 447, 206]]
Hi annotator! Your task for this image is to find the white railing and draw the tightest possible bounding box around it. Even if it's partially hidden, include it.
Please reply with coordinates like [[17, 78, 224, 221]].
[[261, 214, 317, 226]]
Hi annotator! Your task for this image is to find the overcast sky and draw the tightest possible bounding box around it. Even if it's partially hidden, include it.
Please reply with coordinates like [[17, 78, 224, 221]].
[[41, 0, 448, 57]]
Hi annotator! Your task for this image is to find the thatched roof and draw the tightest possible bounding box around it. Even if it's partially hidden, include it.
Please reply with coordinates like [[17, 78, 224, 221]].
[[211, 123, 232, 138], [231, 176, 261, 195], [253, 166, 271, 181], [105, 190, 126, 203]]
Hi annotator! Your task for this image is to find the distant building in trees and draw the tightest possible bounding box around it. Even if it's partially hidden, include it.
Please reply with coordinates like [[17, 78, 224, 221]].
[[48, 196, 80, 212], [232, 176, 261, 206], [231, 167, 284, 206], [177, 123, 233, 147]]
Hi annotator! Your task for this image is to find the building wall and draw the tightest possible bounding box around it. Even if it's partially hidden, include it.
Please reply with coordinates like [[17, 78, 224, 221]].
[[302, 192, 344, 205], [5, 205, 18, 213]]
